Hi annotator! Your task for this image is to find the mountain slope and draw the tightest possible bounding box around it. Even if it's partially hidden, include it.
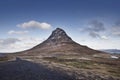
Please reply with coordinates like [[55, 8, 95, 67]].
[[22, 28, 107, 57]]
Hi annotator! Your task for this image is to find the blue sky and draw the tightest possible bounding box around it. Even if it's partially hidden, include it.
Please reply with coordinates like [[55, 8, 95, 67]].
[[0, 0, 120, 52]]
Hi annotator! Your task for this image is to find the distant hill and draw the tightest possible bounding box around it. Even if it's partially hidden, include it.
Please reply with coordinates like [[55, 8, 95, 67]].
[[0, 53, 5, 57], [99, 49, 120, 54]]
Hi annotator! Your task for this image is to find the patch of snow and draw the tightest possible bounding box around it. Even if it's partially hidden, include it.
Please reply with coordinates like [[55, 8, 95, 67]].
[[79, 57, 91, 60], [111, 56, 119, 59], [93, 54, 100, 57]]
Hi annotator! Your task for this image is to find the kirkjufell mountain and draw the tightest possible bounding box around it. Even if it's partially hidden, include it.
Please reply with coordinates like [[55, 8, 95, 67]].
[[23, 28, 106, 56]]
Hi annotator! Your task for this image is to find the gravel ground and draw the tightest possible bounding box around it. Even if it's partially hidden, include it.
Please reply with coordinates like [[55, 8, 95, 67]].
[[0, 58, 75, 80]]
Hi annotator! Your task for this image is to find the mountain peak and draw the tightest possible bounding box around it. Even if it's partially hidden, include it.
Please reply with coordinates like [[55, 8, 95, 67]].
[[52, 28, 66, 35], [47, 28, 73, 43], [29, 27, 103, 55], [55, 27, 64, 31]]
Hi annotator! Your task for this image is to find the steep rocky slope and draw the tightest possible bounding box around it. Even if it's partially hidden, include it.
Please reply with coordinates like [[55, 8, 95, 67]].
[[23, 28, 107, 57]]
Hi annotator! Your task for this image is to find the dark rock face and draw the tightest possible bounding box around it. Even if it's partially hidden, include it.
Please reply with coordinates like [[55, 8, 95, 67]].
[[38, 28, 73, 46], [47, 28, 73, 44]]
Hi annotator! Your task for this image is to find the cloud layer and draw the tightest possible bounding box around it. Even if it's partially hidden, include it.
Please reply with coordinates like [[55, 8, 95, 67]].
[[0, 37, 42, 52], [17, 20, 51, 29], [87, 20, 105, 32], [82, 20, 107, 39], [111, 22, 120, 36], [8, 30, 29, 35], [0, 38, 21, 51], [0, 38, 20, 46], [1, 20, 51, 52]]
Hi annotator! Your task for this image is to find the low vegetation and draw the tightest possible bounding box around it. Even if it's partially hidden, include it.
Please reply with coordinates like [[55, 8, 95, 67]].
[[43, 56, 120, 77], [0, 56, 9, 62]]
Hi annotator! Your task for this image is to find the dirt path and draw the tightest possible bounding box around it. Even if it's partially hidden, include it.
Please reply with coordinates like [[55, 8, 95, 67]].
[[0, 59, 74, 80]]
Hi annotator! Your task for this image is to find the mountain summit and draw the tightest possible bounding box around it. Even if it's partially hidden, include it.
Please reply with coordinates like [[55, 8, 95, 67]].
[[47, 28, 73, 44], [24, 28, 104, 56]]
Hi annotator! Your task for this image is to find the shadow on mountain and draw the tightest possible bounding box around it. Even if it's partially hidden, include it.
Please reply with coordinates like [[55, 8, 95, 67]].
[[0, 58, 75, 80]]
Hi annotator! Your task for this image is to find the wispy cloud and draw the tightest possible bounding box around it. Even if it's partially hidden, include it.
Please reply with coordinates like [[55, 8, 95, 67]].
[[0, 37, 42, 52], [89, 32, 101, 38], [111, 21, 120, 36], [0, 38, 20, 50], [17, 20, 52, 29], [81, 20, 108, 39], [88, 32, 108, 40], [100, 36, 108, 40], [8, 30, 29, 35], [87, 20, 105, 32], [1, 20, 51, 52]]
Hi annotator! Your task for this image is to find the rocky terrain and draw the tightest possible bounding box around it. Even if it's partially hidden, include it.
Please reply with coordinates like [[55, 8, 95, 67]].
[[0, 58, 76, 80], [0, 28, 120, 80]]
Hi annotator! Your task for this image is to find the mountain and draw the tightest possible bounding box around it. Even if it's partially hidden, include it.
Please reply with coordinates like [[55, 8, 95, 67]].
[[23, 28, 107, 57], [100, 49, 120, 54]]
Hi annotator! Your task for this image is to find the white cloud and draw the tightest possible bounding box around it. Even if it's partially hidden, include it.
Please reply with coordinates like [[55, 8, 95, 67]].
[[0, 38, 20, 46], [100, 36, 108, 40], [0, 38, 21, 52], [81, 20, 108, 40], [8, 30, 29, 35], [111, 24, 120, 36], [89, 31, 100, 38], [111, 26, 120, 36], [88, 32, 108, 40], [112, 32, 120, 36], [87, 20, 105, 32], [17, 20, 52, 29], [0, 37, 43, 53]]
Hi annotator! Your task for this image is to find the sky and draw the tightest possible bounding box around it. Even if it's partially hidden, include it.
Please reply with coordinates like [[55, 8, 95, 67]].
[[0, 0, 120, 52]]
